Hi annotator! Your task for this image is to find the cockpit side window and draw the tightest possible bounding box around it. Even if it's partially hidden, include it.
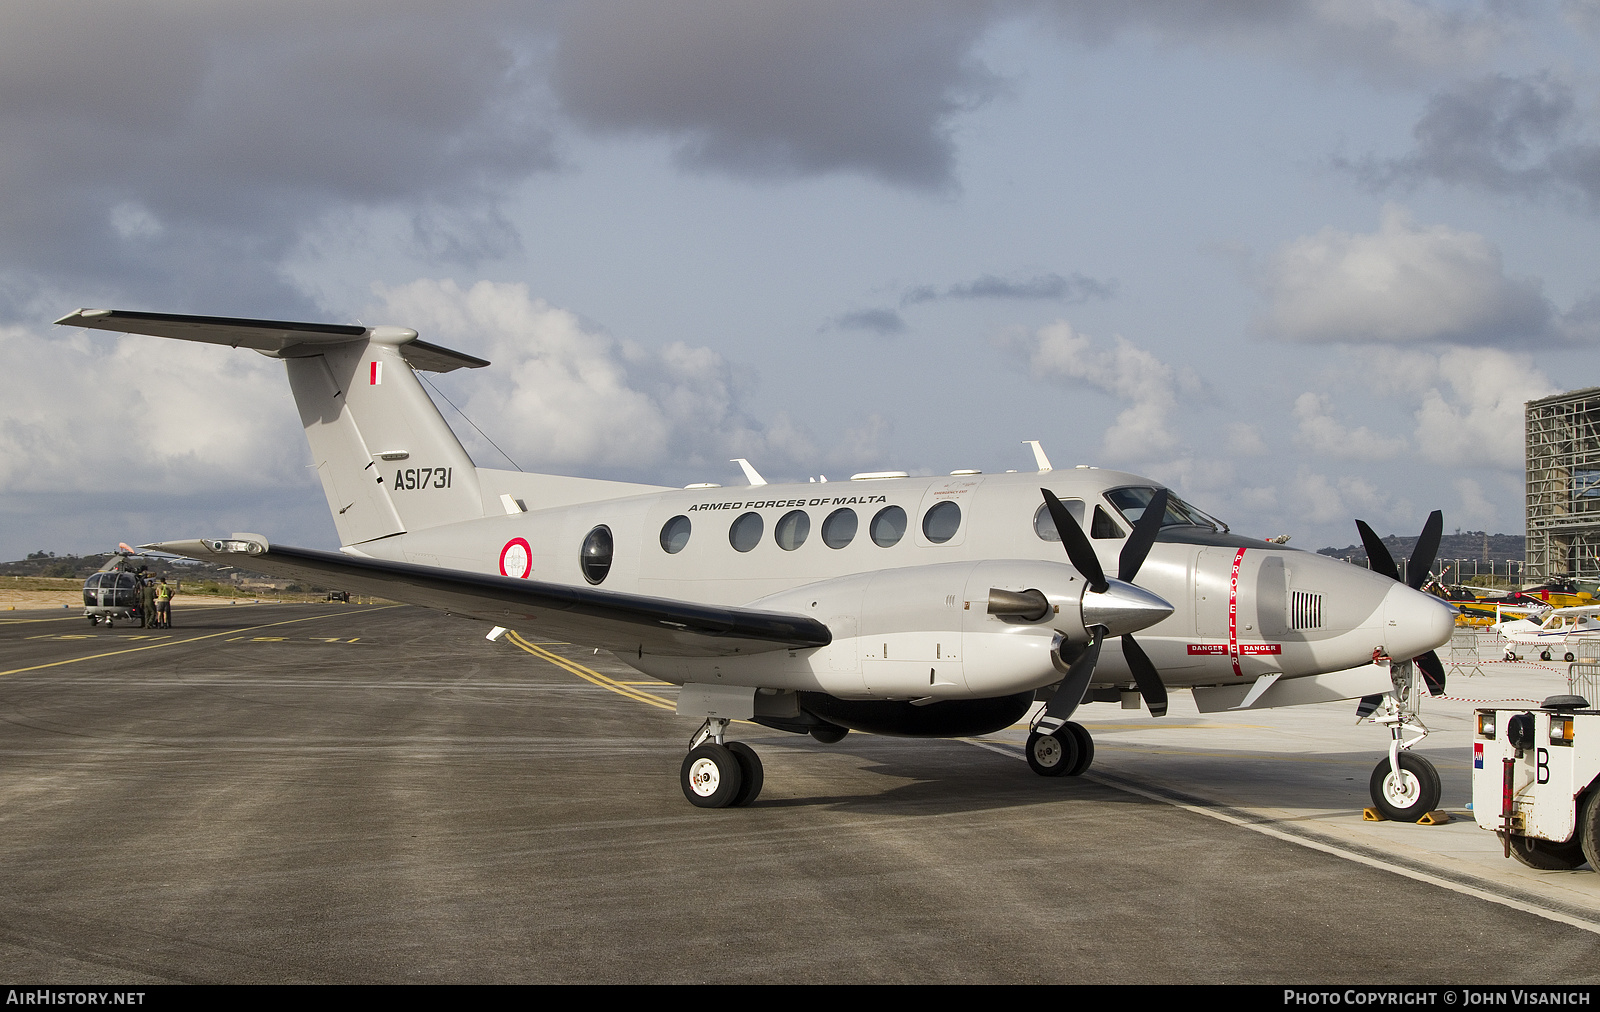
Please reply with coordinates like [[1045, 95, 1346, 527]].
[[1091, 505, 1124, 540], [1103, 486, 1227, 533]]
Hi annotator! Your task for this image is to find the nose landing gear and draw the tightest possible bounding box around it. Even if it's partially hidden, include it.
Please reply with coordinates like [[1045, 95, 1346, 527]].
[[1362, 659, 1442, 822]]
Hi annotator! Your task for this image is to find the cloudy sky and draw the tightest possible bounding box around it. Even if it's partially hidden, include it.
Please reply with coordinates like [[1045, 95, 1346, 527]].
[[5, 1, 1600, 562]]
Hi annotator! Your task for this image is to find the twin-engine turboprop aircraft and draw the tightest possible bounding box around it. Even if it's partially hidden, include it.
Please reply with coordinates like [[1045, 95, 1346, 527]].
[[56, 308, 1457, 817]]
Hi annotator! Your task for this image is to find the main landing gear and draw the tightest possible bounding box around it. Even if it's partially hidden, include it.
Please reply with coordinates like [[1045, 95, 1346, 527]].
[[680, 718, 764, 809], [1362, 658, 1442, 822], [1025, 720, 1095, 778]]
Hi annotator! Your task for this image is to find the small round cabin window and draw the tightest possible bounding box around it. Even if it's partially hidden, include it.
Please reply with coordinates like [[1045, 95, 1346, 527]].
[[660, 515, 691, 554], [870, 505, 907, 548], [581, 525, 613, 584], [729, 511, 763, 553], [922, 501, 961, 544], [775, 510, 810, 551], [821, 508, 857, 549]]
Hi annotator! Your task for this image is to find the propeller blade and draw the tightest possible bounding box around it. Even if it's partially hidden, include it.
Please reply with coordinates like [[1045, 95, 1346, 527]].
[[1407, 511, 1443, 591], [1355, 693, 1384, 719], [1415, 650, 1446, 696], [1042, 629, 1103, 722], [1042, 488, 1107, 593], [1118, 488, 1169, 584], [1122, 633, 1168, 718], [1355, 520, 1400, 583]]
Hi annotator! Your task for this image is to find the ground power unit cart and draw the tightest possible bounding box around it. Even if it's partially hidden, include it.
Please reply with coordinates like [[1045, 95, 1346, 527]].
[[1472, 695, 1600, 871]]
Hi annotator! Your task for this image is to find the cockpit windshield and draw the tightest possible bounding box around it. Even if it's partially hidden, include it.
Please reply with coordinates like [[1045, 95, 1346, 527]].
[[1103, 486, 1228, 533]]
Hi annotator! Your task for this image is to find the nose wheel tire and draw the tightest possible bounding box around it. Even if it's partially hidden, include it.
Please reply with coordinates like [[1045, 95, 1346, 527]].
[[726, 741, 764, 807], [1566, 652, 1577, 663], [1368, 752, 1441, 822], [1541, 649, 1552, 661], [1027, 729, 1080, 777], [681, 743, 743, 809]]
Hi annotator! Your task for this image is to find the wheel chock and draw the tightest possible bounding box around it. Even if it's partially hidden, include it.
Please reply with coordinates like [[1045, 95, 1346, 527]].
[[1363, 807, 1452, 824]]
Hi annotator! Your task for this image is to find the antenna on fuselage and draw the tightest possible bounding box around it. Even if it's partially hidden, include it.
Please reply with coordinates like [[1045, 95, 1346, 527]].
[[1023, 440, 1053, 472], [731, 459, 768, 486]]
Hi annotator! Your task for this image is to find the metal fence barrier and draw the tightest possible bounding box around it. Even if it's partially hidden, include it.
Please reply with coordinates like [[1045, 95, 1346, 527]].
[[1570, 662, 1600, 703]]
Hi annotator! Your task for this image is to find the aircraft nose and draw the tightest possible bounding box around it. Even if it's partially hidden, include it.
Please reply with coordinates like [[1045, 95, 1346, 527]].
[[1082, 578, 1175, 637], [1383, 583, 1457, 660]]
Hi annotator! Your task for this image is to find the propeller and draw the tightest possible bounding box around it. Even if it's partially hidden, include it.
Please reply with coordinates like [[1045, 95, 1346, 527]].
[[1353, 510, 1447, 696], [1039, 488, 1172, 720]]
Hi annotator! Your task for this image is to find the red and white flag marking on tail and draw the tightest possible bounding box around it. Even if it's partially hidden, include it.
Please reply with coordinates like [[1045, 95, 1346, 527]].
[[369, 361, 382, 385]]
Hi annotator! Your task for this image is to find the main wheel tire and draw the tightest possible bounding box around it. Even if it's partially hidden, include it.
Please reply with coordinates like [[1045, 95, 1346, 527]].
[[809, 724, 848, 744], [1566, 652, 1576, 663], [86, 616, 98, 626], [1541, 649, 1552, 661], [681, 743, 743, 809], [1579, 792, 1600, 872], [1505, 650, 1519, 661], [1368, 752, 1442, 822], [1063, 721, 1095, 776], [1026, 729, 1079, 777], [726, 742, 765, 807], [1501, 832, 1587, 870]]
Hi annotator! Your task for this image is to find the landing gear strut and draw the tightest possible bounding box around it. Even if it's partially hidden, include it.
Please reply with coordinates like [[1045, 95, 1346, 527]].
[[680, 718, 764, 809], [1363, 659, 1441, 822]]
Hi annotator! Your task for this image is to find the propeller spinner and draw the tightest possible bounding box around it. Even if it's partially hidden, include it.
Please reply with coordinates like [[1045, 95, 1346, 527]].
[[1038, 488, 1174, 722], [1354, 510, 1449, 696]]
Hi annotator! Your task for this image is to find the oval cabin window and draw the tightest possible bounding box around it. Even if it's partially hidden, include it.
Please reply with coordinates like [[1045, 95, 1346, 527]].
[[581, 525, 614, 584]]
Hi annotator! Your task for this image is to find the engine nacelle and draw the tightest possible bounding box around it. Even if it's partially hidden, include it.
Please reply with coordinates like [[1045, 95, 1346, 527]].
[[749, 559, 1091, 700]]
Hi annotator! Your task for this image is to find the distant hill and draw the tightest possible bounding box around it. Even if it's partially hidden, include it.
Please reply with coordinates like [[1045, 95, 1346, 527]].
[[1, 551, 258, 582], [1317, 531, 1525, 568]]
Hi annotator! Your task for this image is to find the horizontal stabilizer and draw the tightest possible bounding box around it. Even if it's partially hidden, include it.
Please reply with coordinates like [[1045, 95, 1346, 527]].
[[147, 537, 833, 658], [55, 308, 488, 373]]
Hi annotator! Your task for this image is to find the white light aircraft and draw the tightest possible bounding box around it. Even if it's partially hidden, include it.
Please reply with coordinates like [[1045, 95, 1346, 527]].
[[1494, 605, 1600, 662], [55, 309, 1458, 818]]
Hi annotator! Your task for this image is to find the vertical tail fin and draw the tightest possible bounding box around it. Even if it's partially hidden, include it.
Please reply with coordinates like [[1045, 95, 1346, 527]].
[[55, 310, 488, 546]]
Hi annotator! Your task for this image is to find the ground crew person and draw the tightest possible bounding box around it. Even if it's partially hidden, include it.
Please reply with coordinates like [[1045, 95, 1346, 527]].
[[141, 575, 156, 629], [156, 577, 173, 628]]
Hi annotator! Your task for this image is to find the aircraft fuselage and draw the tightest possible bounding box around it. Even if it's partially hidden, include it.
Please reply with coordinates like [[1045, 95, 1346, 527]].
[[361, 467, 1454, 704]]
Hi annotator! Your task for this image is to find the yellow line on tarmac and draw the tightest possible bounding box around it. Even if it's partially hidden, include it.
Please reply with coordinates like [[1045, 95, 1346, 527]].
[[504, 631, 678, 712], [0, 606, 403, 678]]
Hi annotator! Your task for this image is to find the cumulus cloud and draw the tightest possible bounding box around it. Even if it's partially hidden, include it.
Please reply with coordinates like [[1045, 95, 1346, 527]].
[[1, 324, 303, 494], [1353, 72, 1600, 212], [1292, 469, 1400, 527], [0, 319, 326, 557], [1405, 348, 1557, 468], [371, 279, 877, 481], [1001, 321, 1180, 461], [1256, 205, 1552, 344], [1291, 392, 1406, 460]]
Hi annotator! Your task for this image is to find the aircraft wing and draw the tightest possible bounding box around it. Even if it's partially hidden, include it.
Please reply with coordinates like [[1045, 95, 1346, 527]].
[[147, 537, 831, 658], [1546, 604, 1600, 617]]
